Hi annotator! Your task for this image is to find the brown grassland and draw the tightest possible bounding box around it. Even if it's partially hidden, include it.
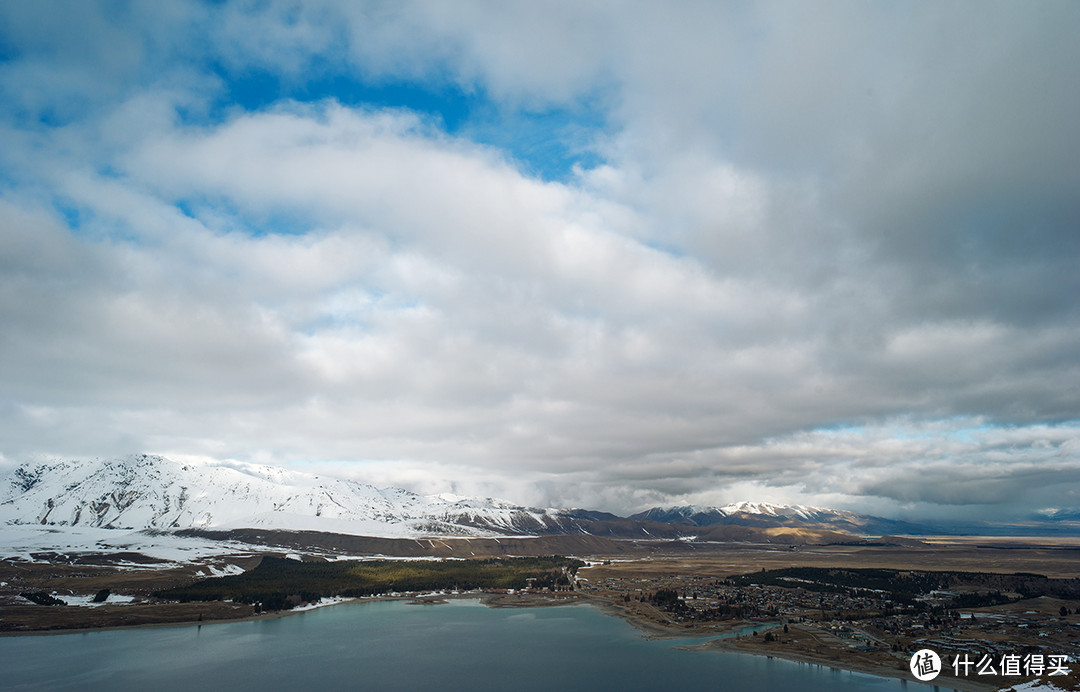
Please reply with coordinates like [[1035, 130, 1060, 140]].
[[3, 534, 1080, 690]]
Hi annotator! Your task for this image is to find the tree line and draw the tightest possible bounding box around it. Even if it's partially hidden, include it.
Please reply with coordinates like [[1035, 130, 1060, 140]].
[[155, 555, 584, 612]]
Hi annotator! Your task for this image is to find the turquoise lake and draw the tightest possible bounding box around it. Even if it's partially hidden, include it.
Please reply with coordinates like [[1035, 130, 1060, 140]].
[[1, 599, 955, 691]]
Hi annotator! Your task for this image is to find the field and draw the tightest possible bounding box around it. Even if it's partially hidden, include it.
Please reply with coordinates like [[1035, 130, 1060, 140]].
[[156, 555, 582, 609], [579, 537, 1080, 580], [3, 532, 1080, 689]]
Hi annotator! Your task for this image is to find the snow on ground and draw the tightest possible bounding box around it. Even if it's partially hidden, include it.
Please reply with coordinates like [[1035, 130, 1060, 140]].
[[193, 563, 248, 578], [0, 525, 257, 564], [49, 593, 137, 607], [324, 554, 459, 562], [289, 596, 355, 612], [1, 522, 531, 571], [214, 512, 473, 538], [0, 524, 488, 568]]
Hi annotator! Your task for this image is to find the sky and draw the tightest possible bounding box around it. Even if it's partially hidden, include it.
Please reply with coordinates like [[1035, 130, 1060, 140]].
[[1, 1, 1078, 524]]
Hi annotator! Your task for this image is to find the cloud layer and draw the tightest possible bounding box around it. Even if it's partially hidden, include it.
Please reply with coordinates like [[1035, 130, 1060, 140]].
[[1, 1, 1078, 521]]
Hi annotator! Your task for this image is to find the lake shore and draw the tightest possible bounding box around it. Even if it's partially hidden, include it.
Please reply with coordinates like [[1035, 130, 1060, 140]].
[[700, 637, 995, 692], [574, 595, 997, 692], [0, 590, 1010, 690], [0, 590, 583, 637]]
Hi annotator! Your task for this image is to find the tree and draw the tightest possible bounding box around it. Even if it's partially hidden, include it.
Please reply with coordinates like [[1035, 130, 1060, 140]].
[[20, 591, 64, 606]]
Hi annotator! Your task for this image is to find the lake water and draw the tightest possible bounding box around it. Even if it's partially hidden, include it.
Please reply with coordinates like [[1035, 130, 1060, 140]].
[[1, 599, 952, 691]]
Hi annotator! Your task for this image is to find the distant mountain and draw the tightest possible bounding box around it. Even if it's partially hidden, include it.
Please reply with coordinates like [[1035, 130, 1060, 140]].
[[1034, 508, 1080, 523], [0, 455, 907, 545], [630, 502, 928, 536], [0, 455, 588, 538], [8, 455, 1058, 544]]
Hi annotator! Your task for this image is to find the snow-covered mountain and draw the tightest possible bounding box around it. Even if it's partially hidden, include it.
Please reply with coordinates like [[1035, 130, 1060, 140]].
[[0, 455, 935, 543], [0, 455, 577, 538], [630, 502, 922, 535], [632, 502, 855, 524]]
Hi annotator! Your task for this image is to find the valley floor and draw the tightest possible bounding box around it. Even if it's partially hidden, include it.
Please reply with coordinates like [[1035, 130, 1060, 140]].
[[3, 533, 1080, 691]]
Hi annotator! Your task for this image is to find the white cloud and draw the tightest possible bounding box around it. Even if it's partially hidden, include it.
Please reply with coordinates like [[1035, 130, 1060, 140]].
[[0, 1, 1077, 522]]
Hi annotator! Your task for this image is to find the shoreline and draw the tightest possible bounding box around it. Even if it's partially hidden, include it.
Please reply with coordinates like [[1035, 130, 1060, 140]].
[[700, 638, 995, 692], [0, 603, 297, 638], [0, 592, 1004, 690], [0, 593, 401, 638], [0, 590, 584, 638], [580, 595, 753, 639], [572, 595, 996, 691]]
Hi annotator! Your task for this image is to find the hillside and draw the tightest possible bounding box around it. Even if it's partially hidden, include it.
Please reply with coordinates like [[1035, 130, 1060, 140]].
[[0, 455, 583, 538]]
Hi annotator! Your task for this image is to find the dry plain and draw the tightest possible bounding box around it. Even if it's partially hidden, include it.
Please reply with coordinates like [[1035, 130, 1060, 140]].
[[3, 534, 1080, 690]]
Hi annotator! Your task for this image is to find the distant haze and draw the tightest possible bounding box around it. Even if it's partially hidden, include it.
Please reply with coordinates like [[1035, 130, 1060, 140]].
[[0, 2, 1078, 524]]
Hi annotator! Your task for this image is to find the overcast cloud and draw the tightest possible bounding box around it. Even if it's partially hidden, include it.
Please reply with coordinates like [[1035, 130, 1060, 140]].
[[1, 1, 1078, 522]]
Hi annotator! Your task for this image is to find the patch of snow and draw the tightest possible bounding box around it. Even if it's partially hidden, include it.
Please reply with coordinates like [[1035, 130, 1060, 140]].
[[289, 596, 354, 612], [0, 525, 257, 563], [51, 593, 137, 607]]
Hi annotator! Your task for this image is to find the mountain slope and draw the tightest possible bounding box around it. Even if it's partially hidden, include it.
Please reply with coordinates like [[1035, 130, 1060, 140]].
[[0, 455, 580, 538], [1, 455, 939, 542]]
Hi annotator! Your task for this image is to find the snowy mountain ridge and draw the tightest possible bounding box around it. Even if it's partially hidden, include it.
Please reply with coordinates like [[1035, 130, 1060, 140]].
[[0, 455, 928, 541], [628, 502, 923, 535], [632, 501, 861, 523], [0, 455, 568, 538]]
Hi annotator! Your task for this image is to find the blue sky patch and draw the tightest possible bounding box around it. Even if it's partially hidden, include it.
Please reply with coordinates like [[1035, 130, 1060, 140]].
[[212, 64, 608, 183]]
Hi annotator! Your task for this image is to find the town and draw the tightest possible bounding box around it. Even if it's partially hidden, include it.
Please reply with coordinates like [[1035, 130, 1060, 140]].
[[575, 563, 1080, 689]]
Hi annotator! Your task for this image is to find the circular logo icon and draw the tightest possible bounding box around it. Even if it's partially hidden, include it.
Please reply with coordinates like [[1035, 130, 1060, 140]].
[[910, 649, 942, 681]]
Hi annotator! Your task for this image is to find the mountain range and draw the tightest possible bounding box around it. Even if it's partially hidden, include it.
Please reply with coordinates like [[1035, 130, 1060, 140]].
[[1, 455, 1072, 542], [0, 454, 588, 538], [628, 503, 927, 536]]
